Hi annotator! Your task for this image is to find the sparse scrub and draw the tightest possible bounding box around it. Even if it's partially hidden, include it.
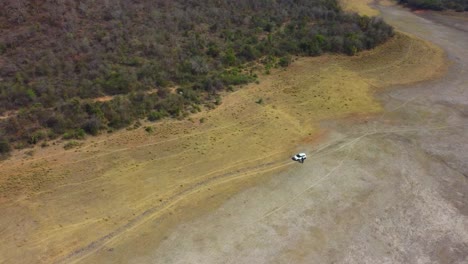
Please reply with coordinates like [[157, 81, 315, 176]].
[[279, 56, 292, 67], [144, 126, 154, 133], [63, 141, 81, 150]]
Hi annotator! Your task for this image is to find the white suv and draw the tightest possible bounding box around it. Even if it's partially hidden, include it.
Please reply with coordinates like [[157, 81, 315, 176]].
[[292, 153, 307, 161]]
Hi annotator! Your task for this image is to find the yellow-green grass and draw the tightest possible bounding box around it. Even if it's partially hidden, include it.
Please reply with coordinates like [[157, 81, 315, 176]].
[[339, 0, 380, 16]]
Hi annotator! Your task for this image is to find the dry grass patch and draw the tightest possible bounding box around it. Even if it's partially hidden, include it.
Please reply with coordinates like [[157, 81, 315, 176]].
[[339, 0, 380, 16], [343, 32, 447, 87]]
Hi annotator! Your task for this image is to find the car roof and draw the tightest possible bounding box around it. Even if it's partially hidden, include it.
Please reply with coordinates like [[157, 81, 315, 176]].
[[297, 153, 306, 156]]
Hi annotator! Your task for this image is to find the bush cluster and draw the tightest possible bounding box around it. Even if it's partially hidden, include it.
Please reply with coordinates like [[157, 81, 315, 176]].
[[399, 0, 468, 11]]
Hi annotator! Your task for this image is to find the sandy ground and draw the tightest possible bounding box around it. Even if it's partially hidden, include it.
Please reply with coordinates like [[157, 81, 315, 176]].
[[0, 2, 466, 264], [125, 4, 467, 264]]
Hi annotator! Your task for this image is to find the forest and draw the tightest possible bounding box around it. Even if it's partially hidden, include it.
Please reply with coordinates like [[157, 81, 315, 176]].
[[399, 0, 468, 11], [0, 0, 394, 156]]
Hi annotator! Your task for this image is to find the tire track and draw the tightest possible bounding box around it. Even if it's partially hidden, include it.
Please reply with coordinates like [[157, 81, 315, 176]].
[[54, 157, 295, 264], [242, 133, 363, 228]]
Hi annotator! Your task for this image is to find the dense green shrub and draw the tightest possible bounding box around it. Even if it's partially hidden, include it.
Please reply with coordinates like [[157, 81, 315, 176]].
[[63, 129, 86, 140], [0, 137, 11, 156], [147, 110, 166, 121], [220, 71, 256, 86]]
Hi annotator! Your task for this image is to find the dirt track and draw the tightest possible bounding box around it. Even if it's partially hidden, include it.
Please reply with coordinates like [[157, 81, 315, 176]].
[[0, 2, 467, 264]]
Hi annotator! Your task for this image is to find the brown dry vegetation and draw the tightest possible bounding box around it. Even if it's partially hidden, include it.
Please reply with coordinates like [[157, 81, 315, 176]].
[[0, 29, 447, 263]]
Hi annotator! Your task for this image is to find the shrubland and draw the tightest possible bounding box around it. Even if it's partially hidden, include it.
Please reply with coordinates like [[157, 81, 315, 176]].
[[398, 0, 468, 11], [0, 0, 393, 154]]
